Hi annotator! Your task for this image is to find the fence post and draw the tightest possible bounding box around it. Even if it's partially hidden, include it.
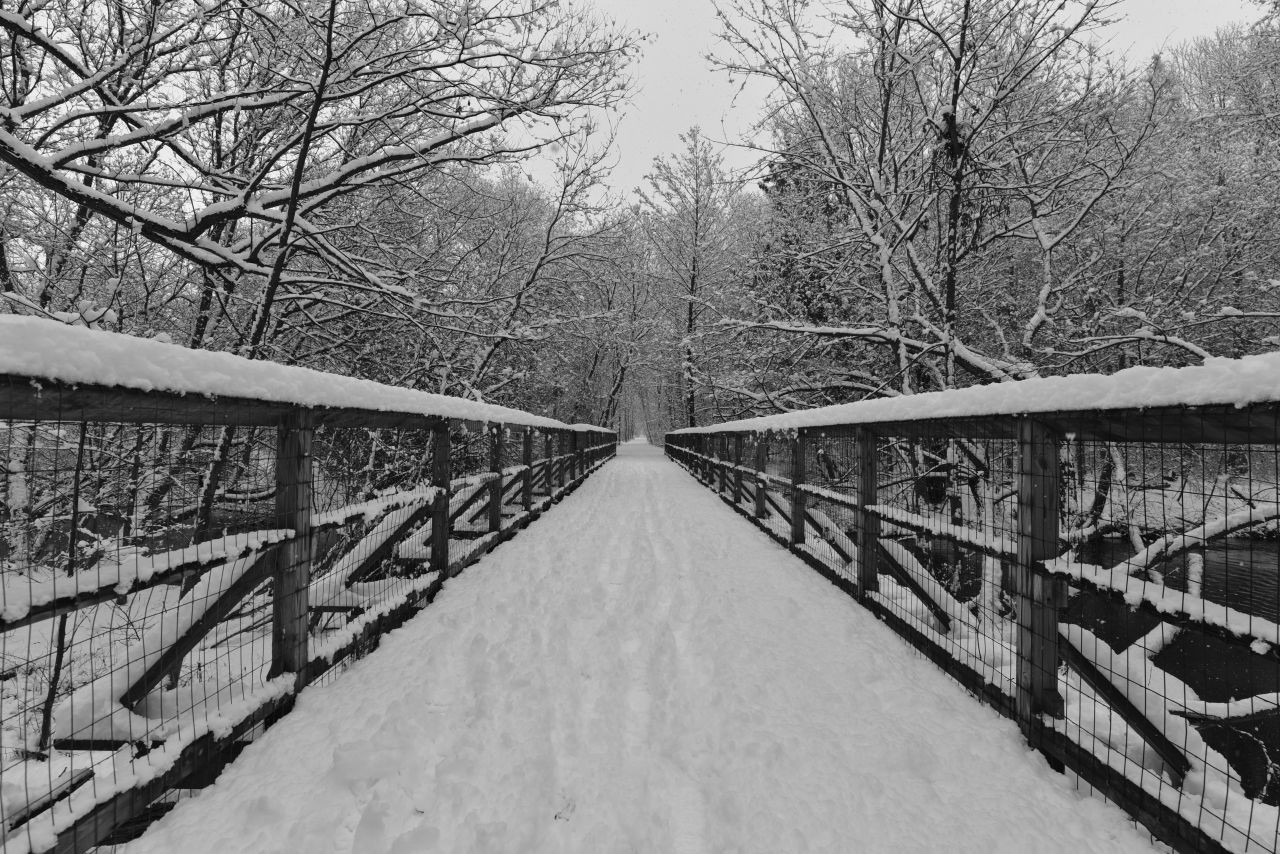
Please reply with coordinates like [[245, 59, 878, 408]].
[[430, 422, 452, 576], [547, 431, 556, 492], [855, 427, 880, 598], [733, 434, 743, 504], [522, 427, 534, 511], [489, 424, 504, 532], [755, 433, 768, 518], [271, 409, 315, 681], [565, 431, 574, 483], [1016, 418, 1067, 742], [717, 435, 727, 494], [569, 431, 579, 482], [556, 431, 566, 491], [543, 430, 553, 494], [790, 430, 807, 546]]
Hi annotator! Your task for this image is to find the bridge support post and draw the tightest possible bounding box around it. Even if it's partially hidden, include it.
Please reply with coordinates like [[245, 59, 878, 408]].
[[855, 428, 880, 599], [556, 431, 566, 492], [732, 434, 743, 504], [790, 430, 807, 546], [271, 409, 315, 682], [522, 428, 534, 511], [1015, 418, 1067, 744], [489, 424, 504, 533], [431, 422, 452, 576], [754, 434, 768, 519], [570, 431, 579, 482], [544, 431, 554, 495], [717, 435, 727, 494]]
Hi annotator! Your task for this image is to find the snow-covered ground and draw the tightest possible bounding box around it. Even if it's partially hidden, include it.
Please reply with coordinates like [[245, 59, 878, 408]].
[[126, 444, 1160, 854]]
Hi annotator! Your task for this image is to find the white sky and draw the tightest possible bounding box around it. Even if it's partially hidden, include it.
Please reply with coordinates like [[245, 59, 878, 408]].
[[587, 0, 1262, 196]]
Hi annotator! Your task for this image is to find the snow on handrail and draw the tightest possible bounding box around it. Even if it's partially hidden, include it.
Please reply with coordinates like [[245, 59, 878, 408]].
[[0, 316, 614, 432], [669, 351, 1280, 434]]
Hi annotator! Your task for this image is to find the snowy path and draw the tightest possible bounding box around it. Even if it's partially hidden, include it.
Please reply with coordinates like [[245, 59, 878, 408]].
[[129, 444, 1159, 854]]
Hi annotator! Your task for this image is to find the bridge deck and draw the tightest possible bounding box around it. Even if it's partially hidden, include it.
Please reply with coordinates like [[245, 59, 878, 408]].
[[128, 443, 1158, 853]]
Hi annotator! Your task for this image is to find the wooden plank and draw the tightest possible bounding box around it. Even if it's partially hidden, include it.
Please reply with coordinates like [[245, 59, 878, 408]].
[[863, 505, 1017, 560], [790, 431, 807, 546], [0, 539, 271, 633], [762, 486, 791, 523], [430, 424, 451, 576], [1016, 419, 1067, 737], [735, 403, 1280, 446], [804, 509, 852, 563], [342, 502, 434, 585], [50, 693, 296, 854], [0, 374, 445, 430], [1057, 637, 1190, 786], [3, 767, 94, 835], [1035, 727, 1230, 854], [1062, 575, 1280, 657], [271, 410, 314, 680], [120, 545, 280, 708], [876, 542, 952, 633], [449, 481, 491, 524], [96, 801, 178, 845], [500, 470, 525, 504]]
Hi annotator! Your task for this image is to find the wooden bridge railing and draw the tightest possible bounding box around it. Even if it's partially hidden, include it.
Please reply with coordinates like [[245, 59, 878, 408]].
[[0, 317, 616, 853], [666, 355, 1280, 854]]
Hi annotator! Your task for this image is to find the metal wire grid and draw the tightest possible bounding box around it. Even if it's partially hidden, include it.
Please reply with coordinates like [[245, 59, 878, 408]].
[[668, 413, 1280, 854], [1, 396, 291, 848], [1054, 421, 1280, 852], [301, 424, 442, 691], [2, 387, 615, 851]]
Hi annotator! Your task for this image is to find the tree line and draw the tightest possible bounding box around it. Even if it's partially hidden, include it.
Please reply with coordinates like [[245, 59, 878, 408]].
[[640, 0, 1280, 434], [2, 0, 1279, 440]]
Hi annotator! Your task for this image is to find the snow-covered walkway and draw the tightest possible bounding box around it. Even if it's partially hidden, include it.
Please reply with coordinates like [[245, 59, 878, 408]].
[[128, 444, 1159, 854]]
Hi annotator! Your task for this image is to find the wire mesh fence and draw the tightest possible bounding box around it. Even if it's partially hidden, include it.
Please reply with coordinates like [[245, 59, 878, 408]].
[[1, 383, 616, 853], [666, 404, 1280, 854]]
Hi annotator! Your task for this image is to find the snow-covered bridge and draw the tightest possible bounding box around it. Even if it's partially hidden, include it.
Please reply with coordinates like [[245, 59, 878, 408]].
[[115, 443, 1156, 854], [4, 317, 1280, 854]]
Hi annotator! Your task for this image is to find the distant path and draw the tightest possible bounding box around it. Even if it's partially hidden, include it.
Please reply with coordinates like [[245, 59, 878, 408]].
[[128, 443, 1157, 853]]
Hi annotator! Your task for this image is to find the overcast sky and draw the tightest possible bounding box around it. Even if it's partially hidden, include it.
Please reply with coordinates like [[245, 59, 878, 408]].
[[588, 0, 1262, 196]]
